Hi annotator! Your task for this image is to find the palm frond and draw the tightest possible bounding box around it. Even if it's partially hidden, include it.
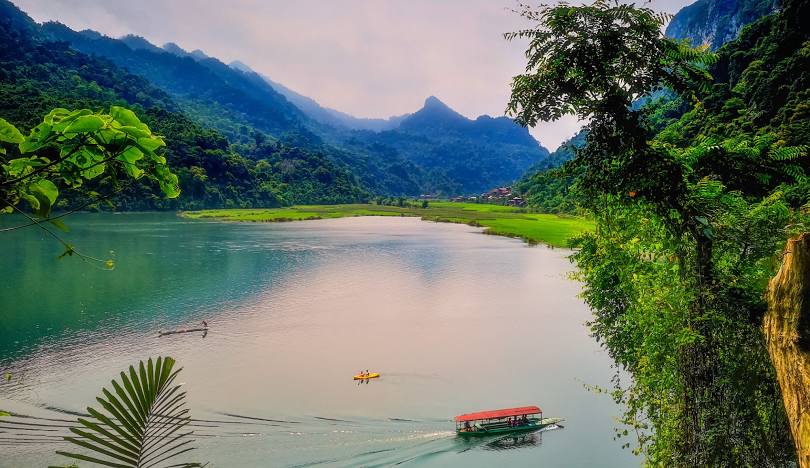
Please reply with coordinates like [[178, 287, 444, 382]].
[[53, 357, 204, 468]]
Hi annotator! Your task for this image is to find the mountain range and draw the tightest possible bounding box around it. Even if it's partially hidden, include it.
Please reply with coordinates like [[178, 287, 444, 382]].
[[29, 10, 550, 198], [229, 60, 409, 133], [5, 0, 766, 211]]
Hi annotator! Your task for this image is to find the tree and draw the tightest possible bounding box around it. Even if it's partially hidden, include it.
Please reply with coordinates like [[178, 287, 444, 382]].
[[507, 1, 801, 465], [506, 0, 715, 211]]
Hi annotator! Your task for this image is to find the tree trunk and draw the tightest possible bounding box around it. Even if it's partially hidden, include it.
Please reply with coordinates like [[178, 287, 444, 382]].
[[765, 232, 810, 467], [678, 228, 719, 465]]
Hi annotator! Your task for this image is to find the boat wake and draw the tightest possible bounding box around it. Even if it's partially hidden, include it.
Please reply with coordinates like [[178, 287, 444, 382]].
[[0, 403, 561, 466]]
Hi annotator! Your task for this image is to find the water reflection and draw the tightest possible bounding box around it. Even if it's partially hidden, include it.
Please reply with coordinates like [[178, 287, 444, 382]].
[[484, 432, 541, 451]]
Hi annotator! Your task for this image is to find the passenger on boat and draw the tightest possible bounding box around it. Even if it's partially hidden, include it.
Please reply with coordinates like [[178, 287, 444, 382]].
[[464, 421, 471, 432]]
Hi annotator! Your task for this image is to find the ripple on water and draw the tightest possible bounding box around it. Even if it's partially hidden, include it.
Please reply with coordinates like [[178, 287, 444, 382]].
[[0, 214, 634, 467]]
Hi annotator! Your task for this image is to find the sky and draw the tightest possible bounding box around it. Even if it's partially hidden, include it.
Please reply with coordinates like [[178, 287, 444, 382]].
[[15, 0, 695, 150]]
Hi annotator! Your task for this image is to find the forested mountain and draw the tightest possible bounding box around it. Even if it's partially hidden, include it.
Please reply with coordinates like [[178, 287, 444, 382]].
[[229, 60, 409, 132], [342, 96, 549, 193], [39, 21, 309, 141], [666, 0, 780, 49], [0, 0, 368, 209], [0, 0, 557, 203], [23, 11, 549, 196], [229, 62, 550, 192]]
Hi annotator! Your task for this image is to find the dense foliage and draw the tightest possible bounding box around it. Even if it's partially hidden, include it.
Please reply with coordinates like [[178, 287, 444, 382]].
[[0, 106, 179, 215], [509, 0, 808, 465], [514, 130, 586, 213]]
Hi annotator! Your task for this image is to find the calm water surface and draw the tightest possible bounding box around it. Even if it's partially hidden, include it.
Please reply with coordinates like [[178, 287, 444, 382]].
[[0, 214, 636, 467]]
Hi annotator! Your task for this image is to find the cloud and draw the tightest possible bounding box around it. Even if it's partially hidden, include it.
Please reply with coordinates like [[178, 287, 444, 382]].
[[14, 0, 694, 149]]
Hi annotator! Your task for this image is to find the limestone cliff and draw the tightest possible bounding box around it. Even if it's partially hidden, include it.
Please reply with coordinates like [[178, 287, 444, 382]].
[[666, 0, 779, 49], [765, 232, 810, 466]]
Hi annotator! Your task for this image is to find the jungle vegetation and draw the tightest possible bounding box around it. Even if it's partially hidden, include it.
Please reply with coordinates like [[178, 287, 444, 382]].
[[508, 0, 809, 465]]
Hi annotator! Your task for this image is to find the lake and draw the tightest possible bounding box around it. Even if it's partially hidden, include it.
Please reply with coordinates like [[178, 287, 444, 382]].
[[0, 213, 636, 467]]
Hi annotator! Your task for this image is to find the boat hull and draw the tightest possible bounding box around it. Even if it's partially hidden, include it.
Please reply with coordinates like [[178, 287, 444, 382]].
[[456, 417, 562, 437], [353, 373, 380, 380]]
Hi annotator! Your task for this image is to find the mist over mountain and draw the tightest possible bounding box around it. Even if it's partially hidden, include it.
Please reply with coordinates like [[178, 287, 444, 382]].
[[229, 60, 409, 132], [40, 21, 308, 139]]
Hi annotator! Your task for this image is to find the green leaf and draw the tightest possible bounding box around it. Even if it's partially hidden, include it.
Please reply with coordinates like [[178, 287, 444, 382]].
[[137, 136, 165, 152], [52, 109, 92, 132], [49, 218, 70, 232], [110, 106, 144, 129], [29, 179, 58, 206], [118, 126, 151, 139], [24, 122, 53, 152], [43, 108, 70, 125], [117, 146, 143, 165], [3, 157, 46, 177], [27, 179, 59, 217], [64, 115, 106, 134], [123, 164, 143, 179], [57, 357, 203, 468], [21, 193, 40, 211], [97, 128, 126, 145], [0, 118, 24, 144], [19, 139, 43, 154], [81, 162, 106, 180], [118, 147, 145, 179]]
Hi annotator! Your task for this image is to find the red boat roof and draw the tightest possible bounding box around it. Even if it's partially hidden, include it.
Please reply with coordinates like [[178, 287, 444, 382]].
[[454, 406, 541, 422]]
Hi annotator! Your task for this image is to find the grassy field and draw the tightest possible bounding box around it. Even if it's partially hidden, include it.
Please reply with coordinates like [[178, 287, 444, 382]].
[[181, 202, 593, 247]]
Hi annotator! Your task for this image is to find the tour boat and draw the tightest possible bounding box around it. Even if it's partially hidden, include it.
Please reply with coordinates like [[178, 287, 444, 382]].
[[353, 372, 380, 380], [454, 406, 562, 436]]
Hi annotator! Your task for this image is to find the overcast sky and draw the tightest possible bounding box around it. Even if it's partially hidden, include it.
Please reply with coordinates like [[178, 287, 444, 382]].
[[15, 0, 694, 149]]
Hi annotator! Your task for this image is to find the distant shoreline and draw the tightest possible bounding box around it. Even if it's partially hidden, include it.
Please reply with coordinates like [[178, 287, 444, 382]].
[[179, 202, 592, 248]]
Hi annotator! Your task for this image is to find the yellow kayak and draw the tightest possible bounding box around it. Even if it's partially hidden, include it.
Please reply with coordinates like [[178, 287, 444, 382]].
[[353, 373, 380, 380]]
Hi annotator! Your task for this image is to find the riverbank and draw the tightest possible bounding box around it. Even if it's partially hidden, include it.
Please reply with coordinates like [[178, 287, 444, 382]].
[[180, 202, 592, 247]]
